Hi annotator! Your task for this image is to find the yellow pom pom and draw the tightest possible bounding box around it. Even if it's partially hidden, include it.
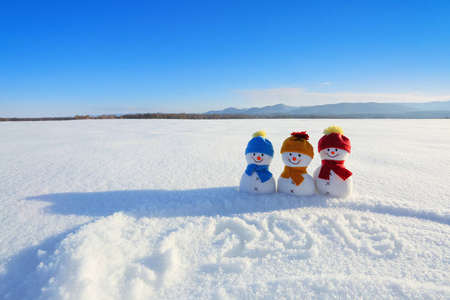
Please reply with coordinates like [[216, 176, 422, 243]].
[[323, 125, 344, 135], [252, 130, 267, 138]]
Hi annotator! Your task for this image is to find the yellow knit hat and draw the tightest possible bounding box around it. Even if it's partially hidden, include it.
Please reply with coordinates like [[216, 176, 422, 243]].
[[280, 132, 314, 159]]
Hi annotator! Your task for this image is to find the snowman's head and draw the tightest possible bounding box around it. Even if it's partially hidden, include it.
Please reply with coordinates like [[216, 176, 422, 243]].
[[245, 152, 273, 166], [280, 132, 314, 167], [318, 126, 351, 160], [245, 131, 274, 165], [281, 152, 312, 167], [319, 148, 350, 161]]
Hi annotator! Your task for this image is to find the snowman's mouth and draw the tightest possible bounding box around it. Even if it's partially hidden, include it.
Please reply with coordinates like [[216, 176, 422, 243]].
[[288, 159, 300, 165], [327, 153, 339, 158], [252, 158, 263, 163]]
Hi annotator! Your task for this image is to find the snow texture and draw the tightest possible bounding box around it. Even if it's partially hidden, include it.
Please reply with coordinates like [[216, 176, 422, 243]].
[[0, 119, 449, 299]]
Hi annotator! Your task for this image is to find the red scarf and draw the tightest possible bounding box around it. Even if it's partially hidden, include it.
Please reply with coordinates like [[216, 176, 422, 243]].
[[280, 166, 307, 186], [319, 160, 352, 181]]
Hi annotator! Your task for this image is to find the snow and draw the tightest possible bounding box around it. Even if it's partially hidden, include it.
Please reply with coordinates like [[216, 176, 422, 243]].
[[0, 119, 449, 299]]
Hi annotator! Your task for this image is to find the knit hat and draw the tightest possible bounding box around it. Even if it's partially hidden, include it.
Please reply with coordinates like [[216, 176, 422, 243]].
[[318, 126, 351, 153], [280, 131, 314, 159], [245, 130, 274, 157]]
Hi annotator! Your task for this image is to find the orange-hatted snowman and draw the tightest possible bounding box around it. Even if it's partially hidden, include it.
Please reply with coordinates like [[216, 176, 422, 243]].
[[277, 132, 315, 196]]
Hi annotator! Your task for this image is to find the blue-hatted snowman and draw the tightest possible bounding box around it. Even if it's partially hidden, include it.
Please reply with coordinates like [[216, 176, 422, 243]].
[[239, 131, 276, 194]]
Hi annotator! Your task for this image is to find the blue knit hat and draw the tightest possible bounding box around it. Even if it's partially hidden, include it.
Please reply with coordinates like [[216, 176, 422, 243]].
[[245, 131, 274, 157]]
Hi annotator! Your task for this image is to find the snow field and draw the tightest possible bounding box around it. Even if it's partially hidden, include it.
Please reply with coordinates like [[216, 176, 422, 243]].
[[0, 119, 449, 299]]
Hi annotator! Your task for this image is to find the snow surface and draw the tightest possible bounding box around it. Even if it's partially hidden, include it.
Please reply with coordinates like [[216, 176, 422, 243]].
[[0, 119, 449, 299]]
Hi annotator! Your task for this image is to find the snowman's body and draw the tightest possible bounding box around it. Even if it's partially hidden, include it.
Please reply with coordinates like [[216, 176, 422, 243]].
[[277, 173, 315, 196], [313, 148, 352, 198], [313, 166, 352, 197], [240, 169, 276, 194], [239, 152, 276, 194], [277, 152, 315, 196]]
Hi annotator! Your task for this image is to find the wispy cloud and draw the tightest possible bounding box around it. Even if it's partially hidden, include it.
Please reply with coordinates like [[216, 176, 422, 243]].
[[236, 87, 450, 107], [320, 82, 332, 86]]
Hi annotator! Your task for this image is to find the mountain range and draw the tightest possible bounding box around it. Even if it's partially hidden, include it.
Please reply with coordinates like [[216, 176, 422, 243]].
[[205, 101, 450, 118]]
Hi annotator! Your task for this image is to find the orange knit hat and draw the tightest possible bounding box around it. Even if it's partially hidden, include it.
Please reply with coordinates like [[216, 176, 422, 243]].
[[280, 132, 314, 159]]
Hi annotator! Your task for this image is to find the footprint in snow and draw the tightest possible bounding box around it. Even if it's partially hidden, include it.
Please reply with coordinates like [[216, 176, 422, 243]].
[[322, 214, 403, 257], [267, 216, 318, 259], [213, 218, 268, 259], [212, 216, 319, 263], [209, 218, 258, 273]]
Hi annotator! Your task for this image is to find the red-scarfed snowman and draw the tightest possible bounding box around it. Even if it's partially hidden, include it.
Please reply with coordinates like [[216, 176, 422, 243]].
[[313, 126, 353, 197]]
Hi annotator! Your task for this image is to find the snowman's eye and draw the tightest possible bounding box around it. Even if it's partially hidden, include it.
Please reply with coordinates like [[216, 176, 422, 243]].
[[289, 153, 292, 156], [253, 153, 256, 156], [261, 154, 264, 156], [327, 149, 330, 151], [335, 149, 338, 152], [298, 154, 301, 157]]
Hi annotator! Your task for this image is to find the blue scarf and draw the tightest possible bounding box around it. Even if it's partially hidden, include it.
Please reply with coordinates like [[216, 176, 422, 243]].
[[245, 164, 273, 183]]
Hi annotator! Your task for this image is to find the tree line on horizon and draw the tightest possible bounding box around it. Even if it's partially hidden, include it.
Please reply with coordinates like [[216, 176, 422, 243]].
[[0, 113, 259, 122], [2, 112, 446, 122]]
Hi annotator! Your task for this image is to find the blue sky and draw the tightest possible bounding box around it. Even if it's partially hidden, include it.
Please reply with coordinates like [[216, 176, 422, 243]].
[[1, 0, 449, 117]]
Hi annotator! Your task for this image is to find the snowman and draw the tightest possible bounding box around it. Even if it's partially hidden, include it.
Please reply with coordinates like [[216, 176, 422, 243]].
[[313, 126, 353, 197], [277, 132, 315, 196], [239, 131, 276, 194]]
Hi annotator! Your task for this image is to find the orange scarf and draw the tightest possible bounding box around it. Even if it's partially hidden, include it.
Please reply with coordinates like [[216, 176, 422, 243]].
[[280, 166, 307, 186]]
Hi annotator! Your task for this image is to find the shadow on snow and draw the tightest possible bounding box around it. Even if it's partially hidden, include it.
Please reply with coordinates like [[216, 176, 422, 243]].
[[24, 187, 330, 218], [25, 187, 449, 224]]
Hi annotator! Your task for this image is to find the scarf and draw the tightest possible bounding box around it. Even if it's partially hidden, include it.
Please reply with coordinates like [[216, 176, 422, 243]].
[[280, 166, 307, 186], [319, 160, 352, 181], [245, 164, 273, 183]]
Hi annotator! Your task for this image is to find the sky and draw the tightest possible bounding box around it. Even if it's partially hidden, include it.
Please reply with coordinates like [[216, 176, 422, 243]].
[[1, 0, 450, 117]]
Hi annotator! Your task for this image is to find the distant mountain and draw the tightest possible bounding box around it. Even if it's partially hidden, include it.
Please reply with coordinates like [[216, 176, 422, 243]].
[[399, 101, 450, 111], [286, 102, 418, 116], [206, 107, 248, 115], [204, 101, 450, 118], [206, 104, 297, 115], [245, 104, 298, 115], [206, 104, 301, 116]]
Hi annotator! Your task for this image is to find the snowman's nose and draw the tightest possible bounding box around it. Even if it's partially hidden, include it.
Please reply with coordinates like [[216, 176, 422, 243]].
[[257, 156, 261, 160], [292, 157, 297, 161], [331, 151, 335, 155]]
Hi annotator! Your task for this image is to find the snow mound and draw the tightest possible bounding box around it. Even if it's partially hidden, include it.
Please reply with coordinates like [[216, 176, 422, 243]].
[[36, 197, 448, 299]]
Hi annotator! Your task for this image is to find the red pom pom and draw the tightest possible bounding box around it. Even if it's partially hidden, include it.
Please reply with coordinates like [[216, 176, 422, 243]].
[[291, 131, 309, 140]]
